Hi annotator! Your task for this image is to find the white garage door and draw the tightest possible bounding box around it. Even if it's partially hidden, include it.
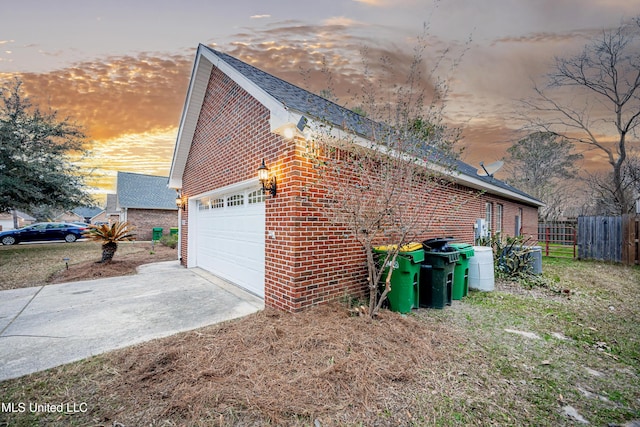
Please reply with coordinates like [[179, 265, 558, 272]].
[[192, 185, 265, 297]]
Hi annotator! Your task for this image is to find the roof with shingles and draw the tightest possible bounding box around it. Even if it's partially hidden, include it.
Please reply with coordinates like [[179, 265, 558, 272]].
[[206, 46, 541, 206], [116, 172, 177, 210], [72, 206, 104, 219]]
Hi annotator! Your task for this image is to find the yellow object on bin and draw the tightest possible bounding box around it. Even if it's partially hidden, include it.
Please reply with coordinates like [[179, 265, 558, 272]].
[[373, 242, 423, 253]]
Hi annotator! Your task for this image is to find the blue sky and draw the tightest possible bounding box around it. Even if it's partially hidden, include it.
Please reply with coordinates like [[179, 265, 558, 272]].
[[1, 0, 638, 196]]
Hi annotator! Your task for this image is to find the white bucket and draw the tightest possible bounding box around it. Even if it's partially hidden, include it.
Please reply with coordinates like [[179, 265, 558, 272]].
[[469, 246, 495, 291]]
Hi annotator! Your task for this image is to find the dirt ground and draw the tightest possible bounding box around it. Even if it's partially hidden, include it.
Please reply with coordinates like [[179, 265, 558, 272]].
[[47, 243, 177, 284]]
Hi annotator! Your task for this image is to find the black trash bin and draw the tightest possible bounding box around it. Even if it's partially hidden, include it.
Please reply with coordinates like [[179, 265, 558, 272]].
[[420, 239, 459, 309]]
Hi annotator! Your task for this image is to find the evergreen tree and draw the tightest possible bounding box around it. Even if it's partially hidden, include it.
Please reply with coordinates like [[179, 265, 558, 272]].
[[0, 78, 92, 213]]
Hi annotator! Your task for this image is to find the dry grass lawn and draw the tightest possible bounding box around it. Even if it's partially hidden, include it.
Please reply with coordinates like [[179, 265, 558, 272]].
[[0, 250, 638, 426], [0, 241, 177, 290]]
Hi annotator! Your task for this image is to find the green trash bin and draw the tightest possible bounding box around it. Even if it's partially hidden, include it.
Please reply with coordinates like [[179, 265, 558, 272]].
[[169, 227, 179, 236], [420, 249, 458, 309], [152, 227, 163, 241], [449, 243, 474, 300], [373, 243, 424, 313]]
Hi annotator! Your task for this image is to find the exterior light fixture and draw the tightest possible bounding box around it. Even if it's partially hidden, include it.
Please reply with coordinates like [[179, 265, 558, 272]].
[[283, 126, 296, 139], [175, 190, 186, 211], [257, 158, 277, 197]]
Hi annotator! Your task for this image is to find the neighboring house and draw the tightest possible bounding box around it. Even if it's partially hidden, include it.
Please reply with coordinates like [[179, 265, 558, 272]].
[[169, 44, 544, 312], [72, 206, 104, 223], [115, 171, 178, 240], [54, 210, 85, 223], [94, 193, 121, 225], [54, 206, 104, 224], [0, 210, 36, 231]]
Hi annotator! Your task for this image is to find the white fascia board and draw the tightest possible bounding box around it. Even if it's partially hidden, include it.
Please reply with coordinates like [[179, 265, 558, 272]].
[[301, 118, 544, 207], [169, 47, 213, 189], [449, 170, 544, 207]]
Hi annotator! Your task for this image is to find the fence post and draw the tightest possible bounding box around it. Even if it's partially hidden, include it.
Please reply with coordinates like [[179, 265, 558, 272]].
[[573, 226, 576, 259], [545, 227, 550, 256]]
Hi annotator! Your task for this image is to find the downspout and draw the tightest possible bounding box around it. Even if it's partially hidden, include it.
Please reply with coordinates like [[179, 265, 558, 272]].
[[177, 206, 182, 262]]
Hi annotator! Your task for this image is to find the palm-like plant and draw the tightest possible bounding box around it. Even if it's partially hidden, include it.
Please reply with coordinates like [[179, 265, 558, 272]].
[[84, 221, 136, 263]]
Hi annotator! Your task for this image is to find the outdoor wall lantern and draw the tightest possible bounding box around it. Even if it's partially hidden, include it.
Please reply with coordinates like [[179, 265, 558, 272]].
[[175, 190, 186, 211], [257, 158, 277, 197]]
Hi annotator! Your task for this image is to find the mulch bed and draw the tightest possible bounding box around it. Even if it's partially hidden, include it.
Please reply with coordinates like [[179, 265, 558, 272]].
[[47, 244, 177, 284]]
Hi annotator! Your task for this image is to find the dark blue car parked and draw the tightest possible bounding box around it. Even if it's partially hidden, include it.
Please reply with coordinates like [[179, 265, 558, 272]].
[[0, 222, 87, 245]]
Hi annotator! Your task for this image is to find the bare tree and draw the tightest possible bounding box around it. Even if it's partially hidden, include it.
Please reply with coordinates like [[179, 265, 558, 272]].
[[503, 132, 582, 221], [524, 17, 640, 214], [308, 29, 467, 318], [583, 149, 640, 214]]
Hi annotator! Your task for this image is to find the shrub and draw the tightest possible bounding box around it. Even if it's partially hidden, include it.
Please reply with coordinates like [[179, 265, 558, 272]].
[[84, 221, 136, 263], [159, 233, 178, 249]]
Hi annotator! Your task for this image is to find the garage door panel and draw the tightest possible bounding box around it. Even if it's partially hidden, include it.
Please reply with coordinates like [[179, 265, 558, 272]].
[[193, 186, 265, 297]]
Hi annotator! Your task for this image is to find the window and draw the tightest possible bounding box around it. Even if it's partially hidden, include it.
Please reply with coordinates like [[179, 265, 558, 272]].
[[227, 194, 244, 207], [198, 198, 210, 211], [248, 188, 265, 204], [515, 208, 523, 236], [485, 202, 493, 235], [211, 198, 224, 209], [496, 204, 503, 234]]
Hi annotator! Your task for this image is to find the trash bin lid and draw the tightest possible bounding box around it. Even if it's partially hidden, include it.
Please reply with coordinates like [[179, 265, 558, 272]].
[[373, 242, 423, 252], [400, 242, 423, 252], [423, 237, 455, 252], [423, 249, 459, 263], [373, 242, 424, 263], [449, 243, 474, 258]]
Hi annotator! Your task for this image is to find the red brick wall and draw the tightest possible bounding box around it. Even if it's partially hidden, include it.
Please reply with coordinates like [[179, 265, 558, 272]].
[[126, 209, 178, 241], [179, 65, 539, 312], [269, 147, 539, 311]]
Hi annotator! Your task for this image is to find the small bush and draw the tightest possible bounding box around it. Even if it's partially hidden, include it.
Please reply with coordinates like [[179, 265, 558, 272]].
[[481, 232, 544, 287], [159, 233, 178, 249]]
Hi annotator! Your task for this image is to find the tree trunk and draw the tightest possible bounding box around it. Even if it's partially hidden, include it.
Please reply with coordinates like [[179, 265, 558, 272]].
[[101, 242, 118, 263]]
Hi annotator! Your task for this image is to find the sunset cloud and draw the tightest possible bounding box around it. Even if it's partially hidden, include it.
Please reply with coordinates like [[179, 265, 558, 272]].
[[9, 53, 192, 141], [323, 16, 361, 27], [3, 9, 629, 200]]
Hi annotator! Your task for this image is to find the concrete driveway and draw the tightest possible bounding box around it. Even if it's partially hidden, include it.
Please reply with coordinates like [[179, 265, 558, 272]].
[[0, 261, 264, 381]]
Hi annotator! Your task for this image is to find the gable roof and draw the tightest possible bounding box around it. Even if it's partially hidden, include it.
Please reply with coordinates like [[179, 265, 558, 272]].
[[117, 171, 178, 210], [170, 44, 543, 207]]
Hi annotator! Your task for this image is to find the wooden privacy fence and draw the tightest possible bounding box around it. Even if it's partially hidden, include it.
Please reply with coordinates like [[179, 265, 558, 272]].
[[578, 216, 622, 262], [576, 215, 640, 264], [622, 214, 639, 265]]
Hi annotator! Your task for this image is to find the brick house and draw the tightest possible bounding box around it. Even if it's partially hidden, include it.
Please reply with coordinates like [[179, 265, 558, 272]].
[[169, 44, 543, 312], [115, 171, 178, 240], [0, 210, 36, 231]]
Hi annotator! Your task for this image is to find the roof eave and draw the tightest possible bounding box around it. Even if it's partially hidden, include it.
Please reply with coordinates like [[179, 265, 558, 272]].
[[297, 118, 544, 208]]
